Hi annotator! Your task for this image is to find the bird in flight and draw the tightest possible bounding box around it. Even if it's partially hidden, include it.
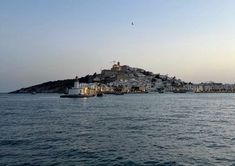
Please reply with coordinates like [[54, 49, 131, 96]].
[[131, 22, 134, 26]]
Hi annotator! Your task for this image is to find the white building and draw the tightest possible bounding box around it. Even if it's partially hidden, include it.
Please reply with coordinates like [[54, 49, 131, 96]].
[[68, 76, 86, 95]]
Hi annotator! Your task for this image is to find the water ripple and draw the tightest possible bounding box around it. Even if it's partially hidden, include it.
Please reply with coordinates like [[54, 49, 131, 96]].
[[1, 93, 235, 165]]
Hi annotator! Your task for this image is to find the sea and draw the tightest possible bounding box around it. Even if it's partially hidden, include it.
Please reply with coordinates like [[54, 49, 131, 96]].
[[1, 93, 235, 166]]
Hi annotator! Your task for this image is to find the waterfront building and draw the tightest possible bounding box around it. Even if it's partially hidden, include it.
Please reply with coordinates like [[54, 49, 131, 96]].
[[67, 76, 99, 96], [68, 76, 85, 95]]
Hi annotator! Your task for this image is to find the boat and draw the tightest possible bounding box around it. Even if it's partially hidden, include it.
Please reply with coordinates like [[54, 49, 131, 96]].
[[60, 94, 95, 98], [103, 91, 124, 95], [172, 89, 187, 93], [129, 91, 148, 94], [96, 93, 104, 97], [113, 92, 124, 95]]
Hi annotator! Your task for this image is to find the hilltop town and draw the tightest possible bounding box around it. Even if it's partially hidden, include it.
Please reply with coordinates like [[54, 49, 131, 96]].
[[92, 61, 193, 93], [10, 62, 235, 94]]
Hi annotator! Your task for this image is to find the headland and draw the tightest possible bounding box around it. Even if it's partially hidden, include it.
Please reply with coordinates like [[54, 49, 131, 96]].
[[10, 62, 235, 94]]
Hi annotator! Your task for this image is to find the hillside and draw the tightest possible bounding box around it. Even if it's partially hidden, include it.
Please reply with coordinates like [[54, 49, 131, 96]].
[[10, 62, 189, 93], [10, 75, 95, 93]]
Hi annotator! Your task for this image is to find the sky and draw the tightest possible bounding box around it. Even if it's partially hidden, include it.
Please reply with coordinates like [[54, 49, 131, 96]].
[[1, 0, 235, 92]]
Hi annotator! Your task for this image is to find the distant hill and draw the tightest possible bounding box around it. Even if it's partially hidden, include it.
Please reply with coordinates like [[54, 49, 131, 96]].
[[10, 75, 95, 93], [10, 63, 188, 93]]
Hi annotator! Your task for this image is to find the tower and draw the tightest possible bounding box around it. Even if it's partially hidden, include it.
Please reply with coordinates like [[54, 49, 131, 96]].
[[111, 61, 121, 71], [74, 76, 80, 88]]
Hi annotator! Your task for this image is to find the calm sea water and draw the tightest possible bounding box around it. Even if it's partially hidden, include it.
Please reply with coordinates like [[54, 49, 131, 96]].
[[1, 93, 235, 166]]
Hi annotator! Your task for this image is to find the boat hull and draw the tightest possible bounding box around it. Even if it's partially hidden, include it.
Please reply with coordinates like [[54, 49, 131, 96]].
[[96, 93, 104, 97], [60, 94, 95, 98]]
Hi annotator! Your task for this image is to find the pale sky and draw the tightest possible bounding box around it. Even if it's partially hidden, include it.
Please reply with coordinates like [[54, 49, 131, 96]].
[[1, 0, 235, 92]]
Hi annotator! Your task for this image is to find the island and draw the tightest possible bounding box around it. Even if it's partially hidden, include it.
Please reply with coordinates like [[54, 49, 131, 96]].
[[10, 62, 235, 94]]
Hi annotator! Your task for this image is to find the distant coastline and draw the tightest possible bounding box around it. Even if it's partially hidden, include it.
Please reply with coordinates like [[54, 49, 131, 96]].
[[10, 62, 235, 94]]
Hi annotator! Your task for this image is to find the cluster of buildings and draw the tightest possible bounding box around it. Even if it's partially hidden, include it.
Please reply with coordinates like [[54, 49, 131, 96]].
[[66, 76, 113, 97], [98, 61, 195, 93], [67, 62, 193, 95], [194, 82, 235, 93], [65, 62, 235, 97]]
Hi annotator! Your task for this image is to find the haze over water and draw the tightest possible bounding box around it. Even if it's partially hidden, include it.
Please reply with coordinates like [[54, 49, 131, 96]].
[[1, 93, 235, 165], [1, 0, 235, 92]]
